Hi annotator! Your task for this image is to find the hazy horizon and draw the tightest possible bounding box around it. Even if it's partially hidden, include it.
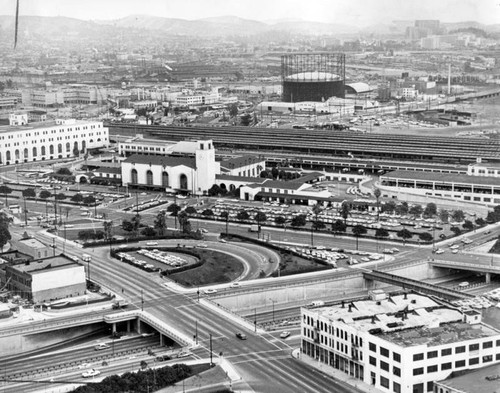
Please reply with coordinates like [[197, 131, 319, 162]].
[[2, 0, 500, 26]]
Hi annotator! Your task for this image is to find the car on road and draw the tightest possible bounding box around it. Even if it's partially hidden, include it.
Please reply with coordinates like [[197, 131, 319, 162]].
[[69, 255, 79, 262], [219, 238, 227, 243], [177, 195, 187, 199], [452, 249, 459, 254], [236, 332, 247, 340], [199, 228, 208, 233], [230, 282, 240, 288], [459, 281, 469, 288], [197, 243, 208, 248], [146, 241, 158, 246], [434, 249, 445, 254], [177, 350, 191, 358], [94, 343, 110, 351], [78, 363, 91, 369], [155, 355, 170, 362], [280, 331, 291, 339], [82, 369, 100, 378], [204, 288, 217, 294]]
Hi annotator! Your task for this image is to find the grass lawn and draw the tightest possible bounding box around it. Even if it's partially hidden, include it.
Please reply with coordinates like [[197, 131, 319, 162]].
[[276, 250, 329, 276], [169, 249, 244, 287]]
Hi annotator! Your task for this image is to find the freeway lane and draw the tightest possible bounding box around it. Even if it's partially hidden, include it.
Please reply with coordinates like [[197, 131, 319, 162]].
[[5, 217, 498, 391], [11, 232, 363, 393]]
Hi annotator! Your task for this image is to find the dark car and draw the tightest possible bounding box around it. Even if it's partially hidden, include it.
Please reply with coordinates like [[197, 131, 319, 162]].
[[155, 355, 171, 362], [236, 332, 247, 340]]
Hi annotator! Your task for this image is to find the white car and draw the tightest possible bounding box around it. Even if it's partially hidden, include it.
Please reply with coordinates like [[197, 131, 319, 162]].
[[204, 288, 217, 294], [146, 241, 158, 246], [230, 282, 240, 288], [435, 249, 445, 254], [177, 350, 191, 358], [280, 331, 291, 339], [78, 363, 91, 370], [82, 369, 100, 378]]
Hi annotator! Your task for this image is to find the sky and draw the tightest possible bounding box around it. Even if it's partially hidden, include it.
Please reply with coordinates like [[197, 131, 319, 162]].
[[2, 0, 500, 26]]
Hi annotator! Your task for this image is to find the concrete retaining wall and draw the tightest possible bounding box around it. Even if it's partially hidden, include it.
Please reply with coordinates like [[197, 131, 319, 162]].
[[217, 261, 453, 313]]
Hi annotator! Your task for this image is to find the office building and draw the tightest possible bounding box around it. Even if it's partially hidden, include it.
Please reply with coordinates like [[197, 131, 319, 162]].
[[301, 292, 500, 393], [0, 118, 109, 165]]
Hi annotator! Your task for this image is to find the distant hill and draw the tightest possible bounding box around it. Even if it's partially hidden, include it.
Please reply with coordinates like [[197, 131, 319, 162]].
[[0, 14, 497, 40]]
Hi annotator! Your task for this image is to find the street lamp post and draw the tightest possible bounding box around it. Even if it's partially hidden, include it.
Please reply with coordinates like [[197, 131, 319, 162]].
[[254, 308, 257, 332], [195, 320, 198, 344], [141, 289, 144, 311], [269, 299, 276, 323]]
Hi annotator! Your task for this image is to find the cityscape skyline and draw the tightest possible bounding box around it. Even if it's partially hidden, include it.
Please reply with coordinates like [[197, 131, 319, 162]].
[[2, 0, 500, 27]]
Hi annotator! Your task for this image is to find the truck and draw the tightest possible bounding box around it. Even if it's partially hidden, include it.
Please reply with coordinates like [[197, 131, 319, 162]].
[[248, 224, 260, 233]]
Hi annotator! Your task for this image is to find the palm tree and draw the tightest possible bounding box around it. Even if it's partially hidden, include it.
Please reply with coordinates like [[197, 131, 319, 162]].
[[373, 188, 381, 221], [311, 203, 323, 246], [352, 224, 367, 250], [103, 220, 113, 241], [339, 201, 351, 226]]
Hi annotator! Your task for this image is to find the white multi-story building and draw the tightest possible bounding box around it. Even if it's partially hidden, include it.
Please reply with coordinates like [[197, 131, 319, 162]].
[[63, 84, 107, 105], [301, 292, 500, 393], [175, 91, 220, 106], [0, 118, 108, 165], [21, 89, 65, 107]]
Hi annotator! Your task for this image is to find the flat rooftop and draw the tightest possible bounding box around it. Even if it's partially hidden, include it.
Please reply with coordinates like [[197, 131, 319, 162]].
[[312, 294, 500, 348], [382, 170, 500, 187], [438, 361, 500, 393], [11, 255, 80, 274], [0, 119, 100, 134]]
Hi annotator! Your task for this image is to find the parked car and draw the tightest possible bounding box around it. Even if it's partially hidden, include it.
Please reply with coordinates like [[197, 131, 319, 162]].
[[94, 343, 110, 351], [236, 332, 247, 340], [82, 369, 100, 378]]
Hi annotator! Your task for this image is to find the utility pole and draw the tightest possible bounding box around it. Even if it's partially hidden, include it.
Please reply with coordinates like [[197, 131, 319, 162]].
[[141, 289, 144, 311], [195, 320, 198, 344], [209, 333, 213, 366], [225, 210, 229, 239], [254, 308, 257, 332]]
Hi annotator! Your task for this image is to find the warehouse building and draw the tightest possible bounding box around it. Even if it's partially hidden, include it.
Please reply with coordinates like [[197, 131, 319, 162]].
[[4, 255, 86, 303]]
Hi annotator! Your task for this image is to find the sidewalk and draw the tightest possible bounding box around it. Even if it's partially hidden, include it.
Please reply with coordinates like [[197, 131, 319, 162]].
[[292, 349, 384, 393]]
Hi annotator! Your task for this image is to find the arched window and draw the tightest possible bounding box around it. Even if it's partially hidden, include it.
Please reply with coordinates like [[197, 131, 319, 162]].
[[89, 139, 94, 144], [14, 149, 20, 160], [33, 147, 37, 157], [73, 141, 79, 152], [58, 144, 62, 154], [66, 142, 70, 152], [229, 184, 236, 191], [97, 138, 101, 142], [82, 141, 86, 152], [179, 174, 188, 190], [23, 148, 28, 159], [162, 172, 169, 188], [220, 183, 227, 190], [146, 170, 153, 186], [49, 145, 54, 155], [131, 169, 138, 184], [6, 151, 11, 161], [41, 146, 46, 156]]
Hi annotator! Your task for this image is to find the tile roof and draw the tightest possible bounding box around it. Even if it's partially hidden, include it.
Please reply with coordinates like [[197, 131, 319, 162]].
[[124, 154, 196, 169]]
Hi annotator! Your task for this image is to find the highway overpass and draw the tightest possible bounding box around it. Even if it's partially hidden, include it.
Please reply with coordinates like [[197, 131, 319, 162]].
[[363, 270, 475, 301]]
